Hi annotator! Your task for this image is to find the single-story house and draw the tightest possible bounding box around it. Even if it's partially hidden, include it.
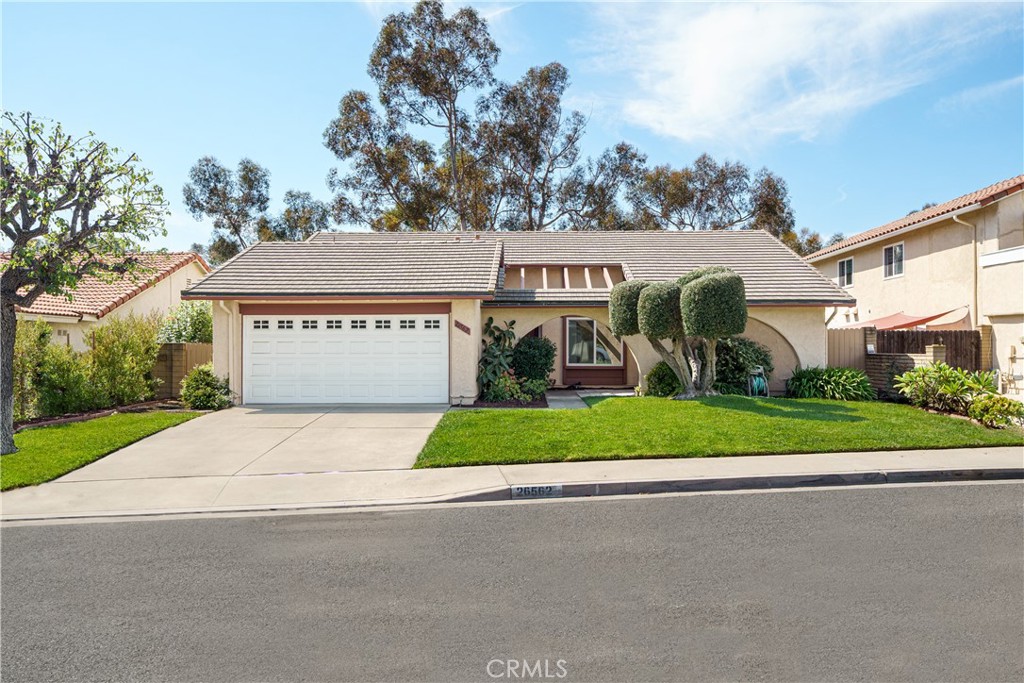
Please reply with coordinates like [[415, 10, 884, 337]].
[[181, 231, 853, 404], [16, 252, 210, 350]]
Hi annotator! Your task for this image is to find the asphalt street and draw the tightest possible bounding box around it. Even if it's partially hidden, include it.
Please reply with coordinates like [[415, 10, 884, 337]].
[[2, 482, 1022, 682]]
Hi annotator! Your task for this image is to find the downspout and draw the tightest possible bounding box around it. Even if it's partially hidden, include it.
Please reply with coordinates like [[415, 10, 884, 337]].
[[951, 213, 979, 328], [217, 300, 235, 399]]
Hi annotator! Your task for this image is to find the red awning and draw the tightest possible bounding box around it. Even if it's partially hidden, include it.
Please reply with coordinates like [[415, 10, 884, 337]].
[[839, 308, 964, 330]]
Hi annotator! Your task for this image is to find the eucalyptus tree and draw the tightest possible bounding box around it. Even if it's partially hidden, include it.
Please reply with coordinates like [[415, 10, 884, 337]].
[[182, 156, 270, 263], [0, 112, 167, 453]]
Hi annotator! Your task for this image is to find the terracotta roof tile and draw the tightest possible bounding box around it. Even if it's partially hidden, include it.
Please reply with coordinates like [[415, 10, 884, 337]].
[[14, 253, 209, 320], [806, 174, 1024, 261]]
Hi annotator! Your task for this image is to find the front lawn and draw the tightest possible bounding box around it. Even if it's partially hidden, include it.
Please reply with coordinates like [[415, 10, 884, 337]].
[[1, 412, 200, 491], [415, 396, 1024, 468]]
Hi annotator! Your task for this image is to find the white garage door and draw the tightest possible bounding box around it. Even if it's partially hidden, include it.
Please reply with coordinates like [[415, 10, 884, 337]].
[[243, 314, 449, 404]]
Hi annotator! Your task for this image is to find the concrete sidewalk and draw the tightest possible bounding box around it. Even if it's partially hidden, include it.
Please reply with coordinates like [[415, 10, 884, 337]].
[[2, 446, 1021, 521]]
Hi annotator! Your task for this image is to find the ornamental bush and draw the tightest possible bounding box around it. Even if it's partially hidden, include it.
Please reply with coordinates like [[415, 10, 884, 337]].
[[893, 363, 997, 415], [87, 313, 162, 406], [786, 367, 875, 401], [511, 335, 556, 382], [478, 317, 516, 397], [180, 363, 233, 410], [637, 281, 684, 339], [13, 318, 51, 421], [159, 301, 213, 343], [713, 337, 774, 395], [967, 394, 1024, 428], [645, 361, 681, 397], [36, 344, 100, 416], [609, 279, 650, 337], [679, 271, 747, 339]]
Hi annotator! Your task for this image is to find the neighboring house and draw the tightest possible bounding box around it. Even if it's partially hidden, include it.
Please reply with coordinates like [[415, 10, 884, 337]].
[[15, 252, 211, 351], [807, 175, 1024, 390], [182, 231, 851, 404]]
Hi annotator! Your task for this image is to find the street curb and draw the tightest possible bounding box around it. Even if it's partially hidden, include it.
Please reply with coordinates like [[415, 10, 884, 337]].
[[3, 468, 1020, 524], [445, 467, 1024, 503]]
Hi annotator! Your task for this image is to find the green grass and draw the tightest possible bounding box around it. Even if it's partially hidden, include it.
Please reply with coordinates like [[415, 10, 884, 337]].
[[415, 396, 1024, 468], [1, 411, 200, 491]]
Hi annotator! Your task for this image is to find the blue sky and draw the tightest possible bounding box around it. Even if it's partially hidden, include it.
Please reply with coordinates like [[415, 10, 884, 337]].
[[3, 1, 1022, 251]]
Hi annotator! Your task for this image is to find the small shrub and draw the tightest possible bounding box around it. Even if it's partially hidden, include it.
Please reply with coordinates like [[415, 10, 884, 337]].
[[13, 318, 51, 421], [894, 363, 997, 415], [36, 345, 100, 416], [483, 371, 529, 404], [180, 363, 233, 410], [967, 394, 1024, 428], [786, 367, 875, 401], [713, 337, 774, 395], [520, 378, 549, 402], [512, 336, 557, 382], [478, 317, 516, 397], [159, 301, 213, 343], [87, 313, 162, 406], [645, 361, 682, 397]]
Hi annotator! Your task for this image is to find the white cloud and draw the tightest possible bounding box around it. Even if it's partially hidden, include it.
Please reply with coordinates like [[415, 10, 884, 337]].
[[934, 74, 1024, 113], [582, 2, 1017, 147]]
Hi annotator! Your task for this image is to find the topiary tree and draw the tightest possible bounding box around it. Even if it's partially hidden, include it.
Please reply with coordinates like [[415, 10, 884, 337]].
[[610, 267, 747, 398]]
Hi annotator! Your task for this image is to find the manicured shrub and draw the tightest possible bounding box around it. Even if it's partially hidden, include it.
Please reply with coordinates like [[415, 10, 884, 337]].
[[645, 361, 682, 397], [713, 337, 774, 395], [484, 370, 529, 403], [159, 301, 213, 343], [609, 279, 650, 337], [478, 317, 517, 397], [13, 318, 51, 421], [512, 335, 556, 382], [679, 270, 747, 339], [87, 313, 162, 406], [967, 394, 1024, 428], [180, 363, 233, 410], [637, 281, 684, 339], [893, 363, 997, 415], [786, 367, 875, 401], [36, 345, 100, 416]]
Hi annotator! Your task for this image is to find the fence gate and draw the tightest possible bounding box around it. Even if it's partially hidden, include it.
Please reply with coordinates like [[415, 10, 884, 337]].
[[875, 330, 981, 371], [828, 328, 866, 370]]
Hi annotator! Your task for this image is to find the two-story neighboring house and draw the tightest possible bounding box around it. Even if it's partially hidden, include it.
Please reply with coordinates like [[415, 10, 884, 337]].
[[807, 175, 1024, 390]]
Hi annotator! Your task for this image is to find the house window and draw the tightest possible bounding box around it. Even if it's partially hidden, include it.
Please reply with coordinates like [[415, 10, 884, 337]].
[[277, 320, 293, 330], [301, 320, 318, 330], [566, 317, 623, 366], [326, 319, 344, 330], [252, 319, 269, 330], [399, 319, 416, 329], [884, 243, 904, 278], [375, 319, 391, 330], [351, 320, 367, 330], [424, 319, 441, 330], [838, 258, 854, 287]]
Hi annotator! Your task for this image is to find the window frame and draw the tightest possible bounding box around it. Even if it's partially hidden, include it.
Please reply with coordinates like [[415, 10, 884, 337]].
[[883, 242, 904, 279], [837, 257, 854, 288], [564, 317, 624, 368]]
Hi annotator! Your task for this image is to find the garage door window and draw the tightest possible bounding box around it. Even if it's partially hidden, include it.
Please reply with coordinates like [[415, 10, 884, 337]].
[[277, 320, 293, 330], [252, 320, 269, 330], [302, 320, 318, 330], [375, 319, 391, 330], [351, 320, 366, 329], [326, 319, 344, 330], [400, 319, 416, 329], [425, 319, 441, 329]]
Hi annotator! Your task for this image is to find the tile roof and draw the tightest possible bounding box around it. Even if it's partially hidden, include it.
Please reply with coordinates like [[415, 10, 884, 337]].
[[183, 240, 503, 298], [14, 253, 209, 320], [806, 174, 1024, 262], [306, 230, 853, 306]]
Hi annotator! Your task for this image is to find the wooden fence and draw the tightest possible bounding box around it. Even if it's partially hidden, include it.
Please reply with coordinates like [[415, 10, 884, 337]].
[[876, 330, 980, 371], [154, 343, 214, 399], [827, 328, 866, 370]]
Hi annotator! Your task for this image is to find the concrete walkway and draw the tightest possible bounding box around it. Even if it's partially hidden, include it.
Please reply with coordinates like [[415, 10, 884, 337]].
[[2, 445, 1020, 521]]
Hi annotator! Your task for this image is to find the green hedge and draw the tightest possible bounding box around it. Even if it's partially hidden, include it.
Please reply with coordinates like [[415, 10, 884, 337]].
[[679, 270, 747, 339]]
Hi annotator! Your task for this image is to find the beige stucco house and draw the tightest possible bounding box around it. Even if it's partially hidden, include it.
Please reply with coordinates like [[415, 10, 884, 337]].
[[807, 175, 1023, 391], [16, 252, 211, 350], [182, 231, 851, 405]]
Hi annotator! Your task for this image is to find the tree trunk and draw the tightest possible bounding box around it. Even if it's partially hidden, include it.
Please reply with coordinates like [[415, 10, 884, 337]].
[[1, 297, 18, 454], [645, 336, 694, 394], [697, 338, 718, 393]]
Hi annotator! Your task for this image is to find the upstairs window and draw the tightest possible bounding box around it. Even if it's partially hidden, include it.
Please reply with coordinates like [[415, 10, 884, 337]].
[[884, 243, 904, 278], [838, 258, 854, 287]]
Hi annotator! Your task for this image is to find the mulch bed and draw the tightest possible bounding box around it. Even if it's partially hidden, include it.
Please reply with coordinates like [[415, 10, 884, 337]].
[[454, 396, 549, 409], [14, 400, 187, 433]]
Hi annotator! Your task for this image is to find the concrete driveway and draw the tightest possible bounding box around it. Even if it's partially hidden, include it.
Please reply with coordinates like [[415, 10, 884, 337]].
[[1, 405, 451, 518]]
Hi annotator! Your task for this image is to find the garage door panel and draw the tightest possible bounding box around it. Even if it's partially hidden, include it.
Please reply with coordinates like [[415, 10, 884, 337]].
[[244, 314, 449, 404]]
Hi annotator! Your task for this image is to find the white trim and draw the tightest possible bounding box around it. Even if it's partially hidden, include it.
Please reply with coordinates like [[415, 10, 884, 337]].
[[15, 312, 81, 323], [565, 316, 624, 368], [883, 242, 905, 280], [980, 245, 1024, 268]]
